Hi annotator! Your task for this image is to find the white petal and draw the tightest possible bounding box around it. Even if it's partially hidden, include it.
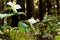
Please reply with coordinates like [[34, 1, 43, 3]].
[[14, 4, 21, 9], [7, 2, 13, 6], [28, 18, 37, 24]]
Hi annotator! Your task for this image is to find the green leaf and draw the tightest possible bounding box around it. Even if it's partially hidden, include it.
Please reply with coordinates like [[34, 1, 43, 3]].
[[18, 22, 27, 34], [0, 14, 14, 19], [55, 35, 60, 40], [5, 6, 11, 10], [0, 30, 3, 34], [18, 21, 31, 34]]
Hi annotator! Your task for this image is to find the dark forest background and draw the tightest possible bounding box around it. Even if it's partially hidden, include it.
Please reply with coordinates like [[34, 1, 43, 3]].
[[0, 0, 60, 27]]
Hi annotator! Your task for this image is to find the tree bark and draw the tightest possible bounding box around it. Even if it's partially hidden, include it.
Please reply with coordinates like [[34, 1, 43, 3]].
[[56, 0, 59, 11], [0, 0, 4, 12], [39, 0, 46, 22], [26, 0, 34, 19], [56, 0, 59, 15], [46, 0, 52, 15]]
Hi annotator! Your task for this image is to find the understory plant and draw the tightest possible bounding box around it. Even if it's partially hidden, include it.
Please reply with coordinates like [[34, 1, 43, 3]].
[[0, 1, 27, 40], [36, 15, 60, 40]]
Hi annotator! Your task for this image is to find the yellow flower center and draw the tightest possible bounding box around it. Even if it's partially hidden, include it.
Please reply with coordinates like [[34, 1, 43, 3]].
[[11, 5, 15, 10]]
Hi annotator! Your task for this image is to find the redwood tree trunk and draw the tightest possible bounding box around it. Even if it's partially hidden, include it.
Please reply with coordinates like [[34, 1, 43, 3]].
[[46, 0, 52, 15], [39, 0, 46, 22], [26, 0, 34, 19], [56, 0, 59, 11], [56, 0, 59, 15]]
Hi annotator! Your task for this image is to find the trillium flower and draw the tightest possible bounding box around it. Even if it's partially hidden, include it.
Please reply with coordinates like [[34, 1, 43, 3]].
[[7, 2, 21, 12], [28, 17, 37, 24], [28, 17, 38, 31]]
